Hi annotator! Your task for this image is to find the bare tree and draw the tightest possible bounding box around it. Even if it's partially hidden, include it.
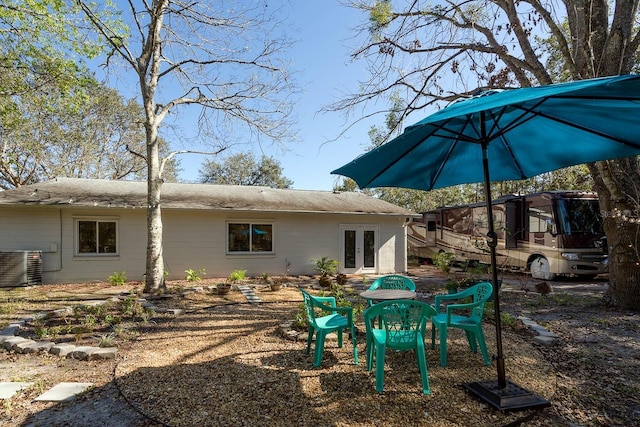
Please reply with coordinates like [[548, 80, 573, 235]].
[[77, 1, 297, 292], [332, 0, 640, 309]]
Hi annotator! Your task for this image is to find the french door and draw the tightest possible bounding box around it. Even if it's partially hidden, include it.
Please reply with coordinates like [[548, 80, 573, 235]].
[[340, 225, 378, 274]]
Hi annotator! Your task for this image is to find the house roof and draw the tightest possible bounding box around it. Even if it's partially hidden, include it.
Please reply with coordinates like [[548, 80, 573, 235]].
[[0, 177, 417, 216]]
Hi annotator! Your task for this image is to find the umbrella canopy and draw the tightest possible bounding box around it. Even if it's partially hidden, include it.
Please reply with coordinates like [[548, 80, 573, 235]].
[[332, 74, 640, 411], [333, 75, 640, 191]]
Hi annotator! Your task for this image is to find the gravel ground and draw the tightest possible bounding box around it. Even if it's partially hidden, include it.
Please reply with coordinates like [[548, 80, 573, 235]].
[[1, 267, 639, 426]]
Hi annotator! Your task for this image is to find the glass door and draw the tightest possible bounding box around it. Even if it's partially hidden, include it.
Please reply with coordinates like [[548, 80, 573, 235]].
[[340, 225, 378, 274]]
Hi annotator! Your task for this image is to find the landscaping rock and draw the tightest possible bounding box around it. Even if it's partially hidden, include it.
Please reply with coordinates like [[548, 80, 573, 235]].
[[50, 343, 76, 357], [87, 347, 117, 360], [21, 341, 55, 353], [3, 336, 32, 351], [68, 346, 96, 360]]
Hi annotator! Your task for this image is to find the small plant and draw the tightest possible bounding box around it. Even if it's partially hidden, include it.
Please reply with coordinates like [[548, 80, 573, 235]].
[[185, 268, 206, 282], [312, 257, 340, 277], [97, 333, 116, 347], [48, 325, 62, 338], [34, 325, 48, 338], [139, 307, 154, 323], [104, 313, 122, 325], [446, 279, 460, 293], [432, 252, 455, 275], [108, 271, 127, 286], [336, 273, 348, 286], [292, 302, 308, 330], [81, 314, 97, 331], [33, 379, 46, 395], [500, 311, 517, 328], [261, 272, 270, 283], [228, 269, 247, 282]]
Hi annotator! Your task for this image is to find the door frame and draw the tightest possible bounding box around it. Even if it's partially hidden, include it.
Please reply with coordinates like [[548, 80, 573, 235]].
[[339, 224, 379, 275]]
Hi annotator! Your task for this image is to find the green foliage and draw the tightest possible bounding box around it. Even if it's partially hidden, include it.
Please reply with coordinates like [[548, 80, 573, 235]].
[[369, 0, 392, 28], [432, 252, 455, 274], [97, 333, 116, 348], [199, 152, 293, 188], [312, 257, 340, 276], [292, 302, 308, 330], [228, 269, 247, 282], [185, 268, 206, 282], [0, 78, 180, 189], [446, 279, 459, 291], [108, 271, 127, 286], [500, 311, 517, 328]]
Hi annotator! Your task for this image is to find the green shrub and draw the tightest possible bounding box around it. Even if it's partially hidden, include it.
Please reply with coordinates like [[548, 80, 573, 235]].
[[185, 268, 206, 282], [312, 257, 340, 276], [109, 271, 127, 286], [228, 269, 247, 282], [432, 252, 455, 274]]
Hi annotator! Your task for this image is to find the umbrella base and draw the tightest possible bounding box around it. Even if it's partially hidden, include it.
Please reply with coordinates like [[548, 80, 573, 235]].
[[463, 379, 551, 412]]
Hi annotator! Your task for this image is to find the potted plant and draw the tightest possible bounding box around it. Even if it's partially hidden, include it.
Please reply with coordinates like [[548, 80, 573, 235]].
[[216, 282, 232, 295], [312, 256, 340, 288], [335, 273, 348, 286], [217, 269, 246, 295], [269, 276, 284, 291], [446, 278, 460, 294]]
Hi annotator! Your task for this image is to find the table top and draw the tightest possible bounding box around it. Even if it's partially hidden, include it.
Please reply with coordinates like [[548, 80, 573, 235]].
[[359, 289, 417, 301]]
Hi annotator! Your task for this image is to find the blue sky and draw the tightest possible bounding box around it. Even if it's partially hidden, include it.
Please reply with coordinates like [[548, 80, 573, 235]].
[[244, 1, 376, 191], [175, 1, 379, 190], [96, 0, 384, 190], [101, 1, 384, 191]]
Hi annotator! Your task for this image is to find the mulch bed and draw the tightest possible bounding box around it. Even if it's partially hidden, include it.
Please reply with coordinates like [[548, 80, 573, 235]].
[[2, 267, 639, 426]]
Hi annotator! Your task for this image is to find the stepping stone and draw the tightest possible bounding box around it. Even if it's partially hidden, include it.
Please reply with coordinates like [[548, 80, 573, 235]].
[[34, 382, 93, 402], [236, 285, 262, 303], [0, 382, 33, 399]]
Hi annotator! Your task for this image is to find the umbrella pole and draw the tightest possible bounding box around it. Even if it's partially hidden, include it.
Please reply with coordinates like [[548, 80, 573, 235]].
[[462, 138, 550, 412], [481, 158, 506, 388]]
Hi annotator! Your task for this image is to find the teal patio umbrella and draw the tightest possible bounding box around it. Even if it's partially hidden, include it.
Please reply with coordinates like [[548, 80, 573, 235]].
[[332, 74, 640, 411]]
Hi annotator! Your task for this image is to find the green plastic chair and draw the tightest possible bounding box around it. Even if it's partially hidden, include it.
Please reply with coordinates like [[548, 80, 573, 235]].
[[364, 299, 436, 394], [431, 281, 493, 367], [366, 275, 417, 307], [300, 288, 358, 367]]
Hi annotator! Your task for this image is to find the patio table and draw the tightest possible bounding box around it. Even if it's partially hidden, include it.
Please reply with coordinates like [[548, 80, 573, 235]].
[[359, 289, 417, 302]]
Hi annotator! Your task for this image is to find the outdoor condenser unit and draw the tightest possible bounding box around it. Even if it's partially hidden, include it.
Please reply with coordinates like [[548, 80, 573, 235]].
[[0, 251, 43, 287]]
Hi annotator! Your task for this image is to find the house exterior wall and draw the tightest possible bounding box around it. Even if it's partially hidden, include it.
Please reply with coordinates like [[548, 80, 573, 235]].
[[0, 205, 407, 284]]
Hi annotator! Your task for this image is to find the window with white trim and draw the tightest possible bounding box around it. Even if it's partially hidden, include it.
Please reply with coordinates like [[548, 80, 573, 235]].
[[227, 222, 273, 253], [76, 219, 118, 255]]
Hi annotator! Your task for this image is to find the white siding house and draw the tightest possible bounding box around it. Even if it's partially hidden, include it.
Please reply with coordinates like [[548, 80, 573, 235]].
[[0, 178, 417, 285]]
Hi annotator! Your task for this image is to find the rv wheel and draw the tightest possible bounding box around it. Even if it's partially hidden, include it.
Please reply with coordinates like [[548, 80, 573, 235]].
[[530, 256, 556, 281]]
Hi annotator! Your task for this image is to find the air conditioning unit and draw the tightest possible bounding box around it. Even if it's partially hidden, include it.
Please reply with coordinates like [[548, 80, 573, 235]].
[[0, 251, 43, 287]]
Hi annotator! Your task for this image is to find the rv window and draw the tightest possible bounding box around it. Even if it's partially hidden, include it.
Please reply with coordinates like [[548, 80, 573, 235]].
[[528, 205, 553, 233], [556, 199, 604, 235]]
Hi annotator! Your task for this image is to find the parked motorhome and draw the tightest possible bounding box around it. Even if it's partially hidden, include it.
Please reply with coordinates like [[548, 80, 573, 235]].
[[408, 191, 608, 280]]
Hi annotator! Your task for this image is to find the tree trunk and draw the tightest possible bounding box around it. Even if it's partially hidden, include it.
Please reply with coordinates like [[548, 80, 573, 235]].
[[605, 218, 640, 309], [143, 118, 166, 293], [144, 176, 165, 293], [590, 160, 640, 310]]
